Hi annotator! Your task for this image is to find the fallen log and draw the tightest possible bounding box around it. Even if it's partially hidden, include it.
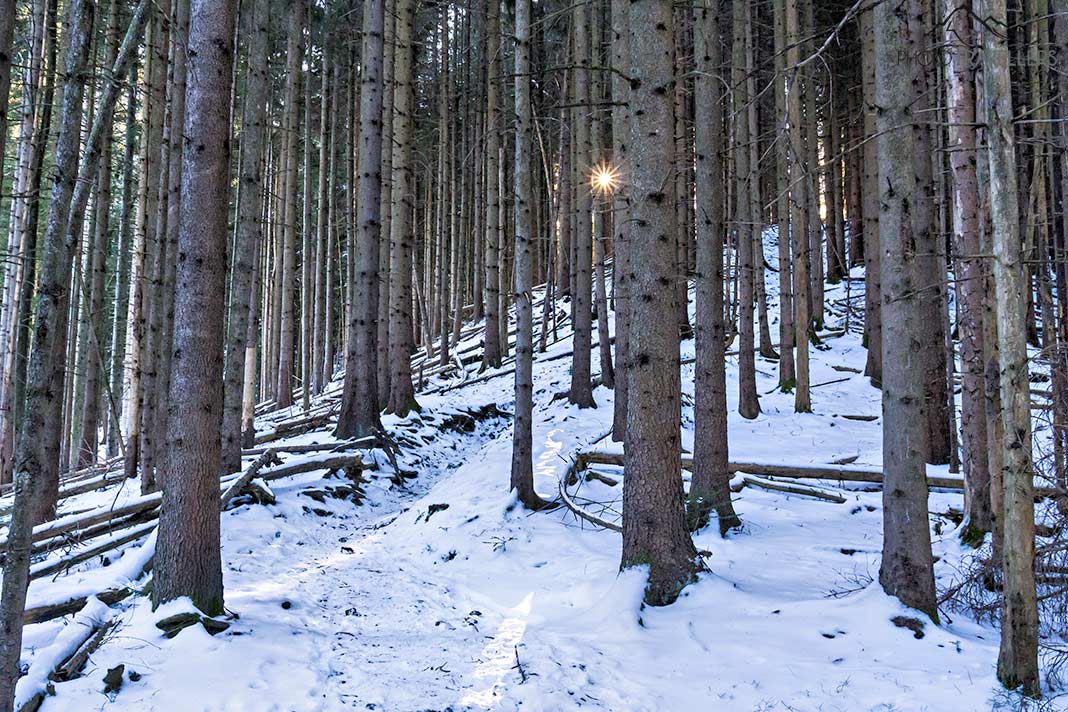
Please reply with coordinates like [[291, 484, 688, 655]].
[[23, 557, 153, 626], [241, 438, 372, 457], [258, 454, 366, 483], [572, 451, 971, 492], [732, 475, 848, 503], [220, 449, 282, 510], [1, 469, 130, 517], [15, 598, 116, 712], [52, 618, 118, 681], [30, 506, 159, 560], [254, 408, 339, 444], [31, 522, 157, 581]]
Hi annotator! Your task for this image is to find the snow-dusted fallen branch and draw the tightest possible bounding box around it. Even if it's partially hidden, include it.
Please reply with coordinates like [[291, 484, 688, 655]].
[[14, 598, 116, 711]]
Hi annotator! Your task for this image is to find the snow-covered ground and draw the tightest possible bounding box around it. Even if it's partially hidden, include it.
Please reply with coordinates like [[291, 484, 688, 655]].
[[4, 235, 1028, 710]]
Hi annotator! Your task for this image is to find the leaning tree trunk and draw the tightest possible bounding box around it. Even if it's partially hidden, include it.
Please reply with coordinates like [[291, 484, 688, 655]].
[[0, 0, 49, 487], [691, 0, 741, 535], [620, 0, 699, 607], [979, 0, 1039, 692], [153, 0, 237, 617], [874, 0, 937, 621], [0, 1, 94, 707]]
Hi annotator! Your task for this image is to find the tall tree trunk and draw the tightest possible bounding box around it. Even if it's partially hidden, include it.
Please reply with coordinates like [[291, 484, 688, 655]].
[[152, 0, 192, 490], [610, 0, 630, 440], [377, 8, 396, 408], [908, 0, 951, 465], [0, 0, 51, 485], [860, 5, 882, 385], [510, 0, 548, 510], [482, 0, 503, 369], [691, 0, 740, 535], [591, 0, 614, 390], [802, 0, 823, 330], [787, 0, 811, 412], [77, 0, 122, 469], [387, 0, 418, 416], [242, 239, 264, 449], [620, 0, 698, 607], [874, 0, 937, 620], [0, 0, 94, 706], [314, 47, 332, 396], [734, 0, 759, 420], [222, 0, 270, 474], [979, 0, 1039, 691], [772, 0, 796, 391], [154, 0, 236, 617], [943, 0, 992, 538], [0, 0, 15, 177], [125, 11, 166, 492], [569, 8, 595, 408], [137, 7, 172, 494], [108, 64, 138, 458], [276, 1, 303, 411], [336, 0, 386, 438]]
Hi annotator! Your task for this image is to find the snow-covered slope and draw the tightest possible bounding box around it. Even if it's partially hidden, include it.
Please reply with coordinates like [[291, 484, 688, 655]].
[[10, 235, 1011, 711]]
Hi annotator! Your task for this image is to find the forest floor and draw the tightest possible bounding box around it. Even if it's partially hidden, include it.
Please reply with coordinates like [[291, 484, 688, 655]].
[[7, 234, 1035, 711]]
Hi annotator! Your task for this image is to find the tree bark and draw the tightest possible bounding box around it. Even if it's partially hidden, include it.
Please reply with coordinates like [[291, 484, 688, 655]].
[[907, 0, 951, 465], [691, 0, 741, 535], [978, 0, 1039, 691], [772, 0, 796, 391], [153, 0, 237, 617], [387, 0, 419, 416], [510, 0, 548, 510], [610, 0, 630, 440], [874, 0, 937, 620], [76, 0, 122, 469], [482, 0, 503, 370], [733, 0, 760, 420], [222, 0, 271, 474], [787, 0, 811, 412], [336, 0, 386, 438], [860, 5, 882, 386], [620, 0, 698, 607], [569, 8, 596, 408], [0, 0, 95, 705], [275, 0, 303, 411], [943, 0, 992, 538]]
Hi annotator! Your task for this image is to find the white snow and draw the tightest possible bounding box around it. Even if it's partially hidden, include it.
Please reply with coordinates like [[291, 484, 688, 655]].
[[1, 232, 1038, 710]]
